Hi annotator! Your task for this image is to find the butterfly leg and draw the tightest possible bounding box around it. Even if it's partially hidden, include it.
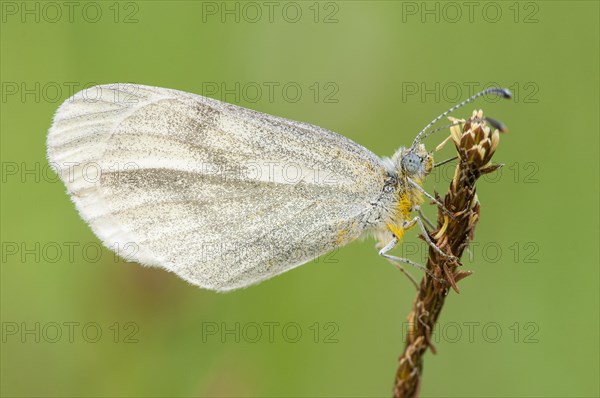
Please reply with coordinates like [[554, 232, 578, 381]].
[[404, 216, 459, 262], [407, 177, 455, 219], [413, 205, 435, 229], [379, 237, 445, 287]]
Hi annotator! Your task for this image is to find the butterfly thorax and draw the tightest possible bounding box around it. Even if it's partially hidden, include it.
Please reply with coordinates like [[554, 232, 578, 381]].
[[374, 144, 433, 245], [385, 177, 424, 240]]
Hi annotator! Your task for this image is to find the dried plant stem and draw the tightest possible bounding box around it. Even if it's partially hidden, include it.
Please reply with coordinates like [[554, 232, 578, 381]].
[[393, 111, 503, 398]]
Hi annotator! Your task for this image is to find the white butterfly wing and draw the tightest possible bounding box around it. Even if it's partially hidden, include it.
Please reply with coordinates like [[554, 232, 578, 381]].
[[47, 84, 387, 291]]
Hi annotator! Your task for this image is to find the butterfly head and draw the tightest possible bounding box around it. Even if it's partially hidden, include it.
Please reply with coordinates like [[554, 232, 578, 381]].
[[394, 144, 433, 180]]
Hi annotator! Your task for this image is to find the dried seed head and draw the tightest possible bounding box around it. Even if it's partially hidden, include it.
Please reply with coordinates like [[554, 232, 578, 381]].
[[448, 110, 503, 174], [394, 102, 509, 398], [439, 109, 507, 273]]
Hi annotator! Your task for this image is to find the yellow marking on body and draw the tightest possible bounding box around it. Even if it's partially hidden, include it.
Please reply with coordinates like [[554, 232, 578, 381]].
[[388, 190, 424, 240], [398, 192, 413, 220], [387, 222, 405, 240]]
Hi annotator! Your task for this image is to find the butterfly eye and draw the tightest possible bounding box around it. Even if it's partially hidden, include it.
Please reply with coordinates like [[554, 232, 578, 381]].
[[401, 152, 421, 174]]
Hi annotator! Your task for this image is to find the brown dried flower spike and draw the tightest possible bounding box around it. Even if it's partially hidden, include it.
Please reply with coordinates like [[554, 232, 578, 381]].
[[393, 109, 507, 398], [450, 110, 503, 182]]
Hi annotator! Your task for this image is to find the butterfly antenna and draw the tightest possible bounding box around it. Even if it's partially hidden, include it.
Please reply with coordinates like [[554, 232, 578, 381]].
[[418, 120, 468, 143], [411, 87, 512, 149]]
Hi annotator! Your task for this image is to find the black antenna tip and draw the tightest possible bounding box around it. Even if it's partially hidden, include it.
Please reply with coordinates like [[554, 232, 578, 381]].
[[485, 116, 508, 133], [497, 88, 512, 99]]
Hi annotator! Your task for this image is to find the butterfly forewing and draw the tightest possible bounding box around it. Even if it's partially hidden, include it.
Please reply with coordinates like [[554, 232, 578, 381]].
[[47, 84, 387, 290]]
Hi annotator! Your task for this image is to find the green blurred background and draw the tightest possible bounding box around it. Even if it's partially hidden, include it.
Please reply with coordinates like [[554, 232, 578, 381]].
[[1, 1, 598, 397]]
